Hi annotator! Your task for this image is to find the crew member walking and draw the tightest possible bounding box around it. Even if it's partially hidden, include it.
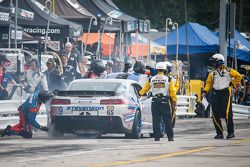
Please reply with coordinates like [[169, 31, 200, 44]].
[[202, 54, 242, 139], [139, 62, 177, 141]]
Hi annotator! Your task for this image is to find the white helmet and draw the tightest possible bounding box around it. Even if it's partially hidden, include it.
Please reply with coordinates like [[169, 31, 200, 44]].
[[164, 61, 172, 68], [210, 53, 225, 62], [155, 62, 166, 70]]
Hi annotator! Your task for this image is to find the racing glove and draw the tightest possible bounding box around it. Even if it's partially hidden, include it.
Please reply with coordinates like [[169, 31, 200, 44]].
[[40, 126, 49, 132]]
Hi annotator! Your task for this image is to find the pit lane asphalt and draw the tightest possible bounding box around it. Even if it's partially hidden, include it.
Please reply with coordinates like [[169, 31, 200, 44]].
[[0, 118, 250, 167]]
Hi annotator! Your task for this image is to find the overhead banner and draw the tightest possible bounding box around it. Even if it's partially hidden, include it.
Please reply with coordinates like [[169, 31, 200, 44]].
[[66, 0, 93, 17], [144, 21, 150, 33], [11, 30, 23, 40], [138, 20, 144, 33], [124, 21, 137, 33], [107, 10, 122, 19], [23, 26, 69, 39], [0, 12, 9, 22], [11, 8, 34, 21]]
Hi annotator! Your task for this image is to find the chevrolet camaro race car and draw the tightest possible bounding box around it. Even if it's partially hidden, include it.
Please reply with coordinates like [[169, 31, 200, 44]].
[[49, 79, 165, 138]]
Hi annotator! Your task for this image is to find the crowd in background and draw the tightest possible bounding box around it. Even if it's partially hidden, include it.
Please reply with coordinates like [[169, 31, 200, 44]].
[[1, 41, 250, 107], [0, 41, 152, 100]]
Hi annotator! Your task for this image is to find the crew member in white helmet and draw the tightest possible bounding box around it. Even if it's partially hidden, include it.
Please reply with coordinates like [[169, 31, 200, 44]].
[[202, 53, 242, 139], [139, 62, 177, 141]]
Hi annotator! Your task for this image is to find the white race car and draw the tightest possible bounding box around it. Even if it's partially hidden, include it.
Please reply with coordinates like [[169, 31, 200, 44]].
[[49, 79, 165, 138]]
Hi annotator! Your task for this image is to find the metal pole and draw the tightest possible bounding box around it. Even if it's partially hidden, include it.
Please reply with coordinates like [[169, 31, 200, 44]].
[[136, 31, 139, 60], [165, 18, 172, 58], [142, 31, 144, 62], [109, 32, 111, 61], [145, 20, 151, 62], [124, 33, 128, 63], [228, 0, 231, 66], [97, 17, 113, 58], [219, 0, 228, 66], [233, 40, 239, 70], [83, 17, 97, 57], [119, 30, 122, 60], [184, 0, 190, 82], [14, 0, 18, 49], [8, 25, 11, 48], [52, 0, 55, 14], [173, 23, 179, 61], [44, 0, 52, 53]]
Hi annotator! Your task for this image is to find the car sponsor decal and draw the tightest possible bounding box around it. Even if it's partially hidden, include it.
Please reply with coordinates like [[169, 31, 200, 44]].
[[67, 106, 104, 111], [128, 106, 137, 110], [122, 112, 135, 122]]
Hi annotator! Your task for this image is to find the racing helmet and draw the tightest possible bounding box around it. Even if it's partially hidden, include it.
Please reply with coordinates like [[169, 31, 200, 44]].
[[0, 54, 9, 63], [124, 60, 133, 72], [165, 61, 172, 73], [155, 62, 166, 71], [90, 59, 106, 75], [209, 53, 225, 67], [38, 91, 54, 103], [133, 61, 145, 74]]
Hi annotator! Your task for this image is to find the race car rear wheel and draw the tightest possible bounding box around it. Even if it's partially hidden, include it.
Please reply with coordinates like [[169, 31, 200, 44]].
[[125, 110, 142, 139]]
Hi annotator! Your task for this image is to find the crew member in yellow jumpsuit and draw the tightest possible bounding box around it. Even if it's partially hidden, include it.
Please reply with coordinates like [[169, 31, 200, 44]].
[[140, 62, 177, 141], [202, 54, 242, 139]]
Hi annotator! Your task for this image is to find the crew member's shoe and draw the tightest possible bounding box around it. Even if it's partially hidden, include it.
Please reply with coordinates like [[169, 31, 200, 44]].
[[1, 125, 11, 137], [227, 133, 235, 139], [168, 138, 174, 141], [214, 134, 224, 139], [154, 138, 160, 141]]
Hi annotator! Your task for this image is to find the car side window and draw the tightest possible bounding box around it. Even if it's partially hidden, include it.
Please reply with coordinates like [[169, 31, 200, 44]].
[[128, 84, 138, 101], [131, 83, 142, 97]]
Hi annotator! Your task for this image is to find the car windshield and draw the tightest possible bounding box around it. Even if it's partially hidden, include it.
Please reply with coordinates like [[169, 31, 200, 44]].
[[69, 82, 126, 92]]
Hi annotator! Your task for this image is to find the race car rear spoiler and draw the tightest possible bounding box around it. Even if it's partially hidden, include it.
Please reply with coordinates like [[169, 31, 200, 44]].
[[53, 90, 116, 97]]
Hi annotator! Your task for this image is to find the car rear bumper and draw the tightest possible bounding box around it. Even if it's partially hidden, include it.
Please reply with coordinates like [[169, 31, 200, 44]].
[[51, 116, 126, 133]]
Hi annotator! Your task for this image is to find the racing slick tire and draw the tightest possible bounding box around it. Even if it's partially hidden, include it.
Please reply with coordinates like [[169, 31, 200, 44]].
[[125, 110, 142, 139], [149, 117, 165, 138]]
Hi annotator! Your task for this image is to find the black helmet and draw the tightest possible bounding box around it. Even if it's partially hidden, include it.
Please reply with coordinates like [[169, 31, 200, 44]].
[[90, 60, 106, 75], [38, 91, 54, 103], [133, 61, 145, 74], [124, 61, 133, 72], [0, 54, 9, 63]]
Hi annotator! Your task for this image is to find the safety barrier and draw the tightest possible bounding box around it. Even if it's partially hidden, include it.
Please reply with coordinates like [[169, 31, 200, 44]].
[[232, 103, 250, 119], [176, 95, 197, 117]]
